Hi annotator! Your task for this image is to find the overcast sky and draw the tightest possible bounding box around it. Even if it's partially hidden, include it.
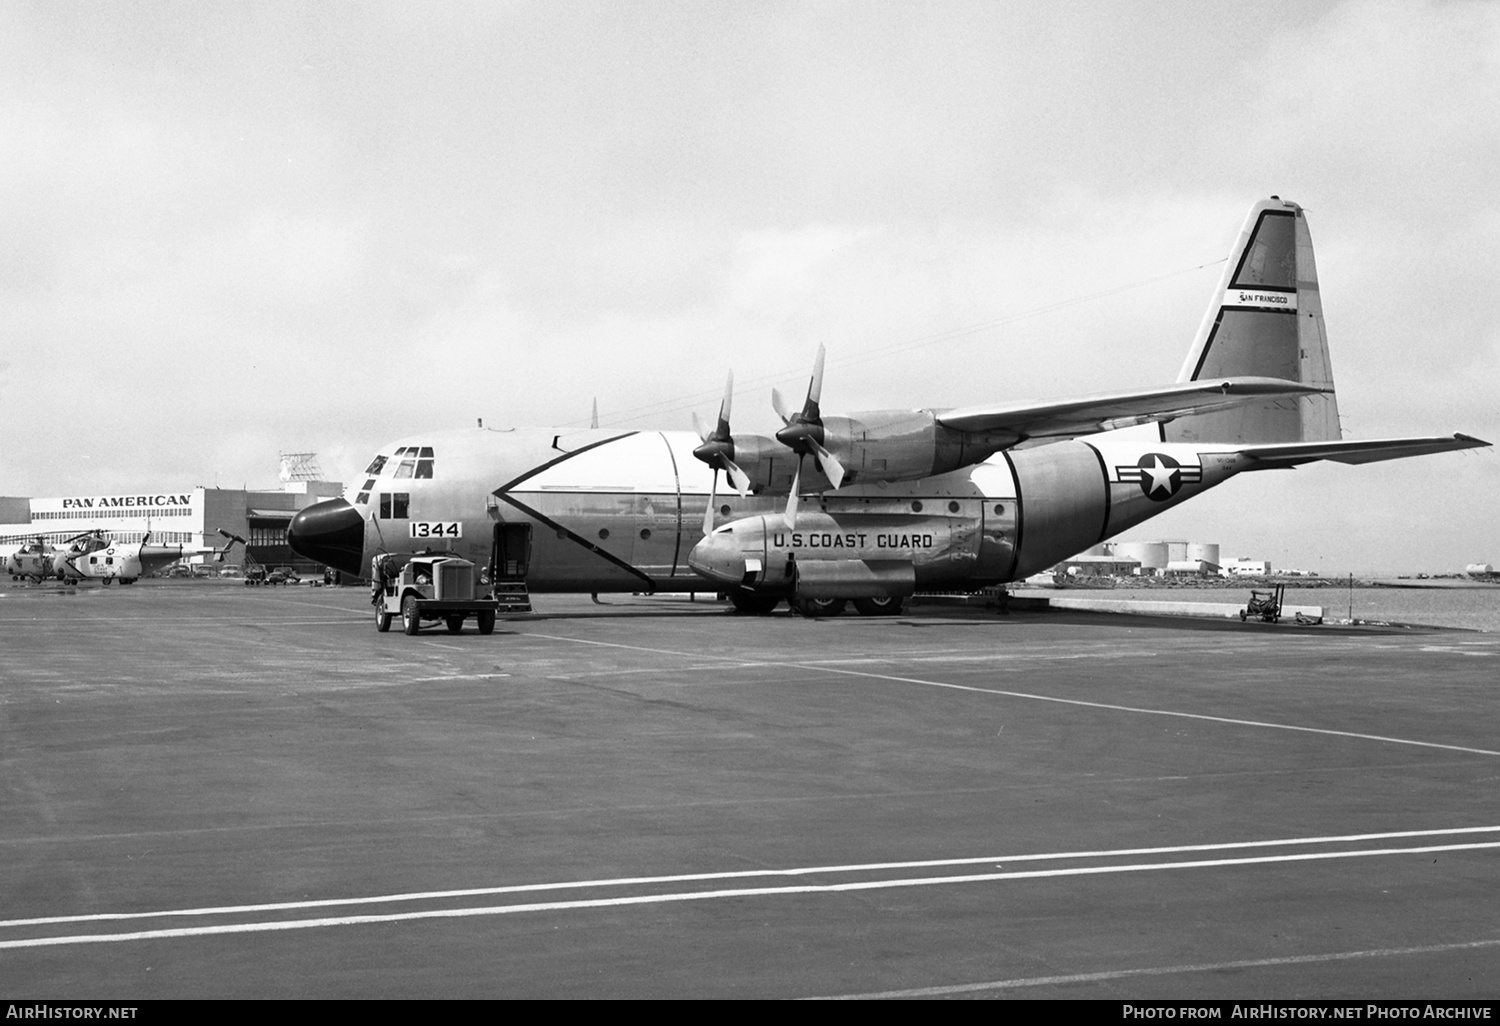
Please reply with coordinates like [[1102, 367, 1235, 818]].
[[3, 0, 1496, 574]]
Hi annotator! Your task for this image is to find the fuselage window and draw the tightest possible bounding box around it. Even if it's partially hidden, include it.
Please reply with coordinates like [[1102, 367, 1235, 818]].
[[392, 493, 409, 519], [356, 492, 370, 505]]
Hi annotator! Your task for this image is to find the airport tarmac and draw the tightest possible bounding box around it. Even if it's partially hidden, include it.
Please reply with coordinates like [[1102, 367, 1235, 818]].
[[2, 580, 1497, 1000]]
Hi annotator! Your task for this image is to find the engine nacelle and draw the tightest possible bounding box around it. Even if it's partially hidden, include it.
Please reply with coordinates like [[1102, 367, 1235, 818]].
[[729, 410, 1013, 493]]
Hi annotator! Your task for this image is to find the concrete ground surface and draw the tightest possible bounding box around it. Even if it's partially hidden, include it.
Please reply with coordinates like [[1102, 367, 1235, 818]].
[[1, 579, 1496, 999]]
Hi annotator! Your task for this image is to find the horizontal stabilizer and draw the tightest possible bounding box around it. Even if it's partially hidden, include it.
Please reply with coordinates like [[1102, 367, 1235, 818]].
[[937, 376, 1327, 443], [1239, 434, 1490, 468]]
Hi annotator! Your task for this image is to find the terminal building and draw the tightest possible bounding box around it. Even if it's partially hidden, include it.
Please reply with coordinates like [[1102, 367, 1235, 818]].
[[1, 479, 344, 574]]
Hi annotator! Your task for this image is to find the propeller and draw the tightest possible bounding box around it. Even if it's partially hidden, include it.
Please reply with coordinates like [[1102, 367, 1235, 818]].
[[772, 345, 846, 527], [693, 371, 752, 535], [217, 529, 247, 562]]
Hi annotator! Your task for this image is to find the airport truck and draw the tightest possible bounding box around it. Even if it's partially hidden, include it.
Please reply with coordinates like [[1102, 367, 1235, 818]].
[[373, 552, 499, 635]]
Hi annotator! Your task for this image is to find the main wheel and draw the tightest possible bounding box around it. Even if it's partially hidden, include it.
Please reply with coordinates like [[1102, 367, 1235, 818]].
[[853, 596, 904, 616], [445, 615, 464, 634], [727, 588, 781, 615], [376, 606, 392, 632], [401, 594, 421, 635], [795, 597, 846, 618], [477, 610, 496, 635]]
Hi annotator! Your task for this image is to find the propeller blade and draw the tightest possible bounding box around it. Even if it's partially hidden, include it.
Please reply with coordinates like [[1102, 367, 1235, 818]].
[[810, 439, 846, 490], [784, 459, 802, 529], [724, 457, 751, 498], [717, 370, 734, 433], [771, 387, 791, 426], [805, 343, 826, 411], [692, 410, 710, 444], [702, 468, 719, 536]]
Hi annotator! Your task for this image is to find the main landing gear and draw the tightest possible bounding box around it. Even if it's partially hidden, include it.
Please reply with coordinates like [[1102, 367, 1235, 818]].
[[726, 588, 906, 618]]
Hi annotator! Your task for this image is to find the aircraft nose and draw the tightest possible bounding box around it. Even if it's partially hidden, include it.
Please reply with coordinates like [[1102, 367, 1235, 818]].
[[287, 499, 366, 578]]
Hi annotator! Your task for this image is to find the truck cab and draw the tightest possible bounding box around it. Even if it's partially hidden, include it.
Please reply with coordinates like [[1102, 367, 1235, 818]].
[[373, 551, 500, 635]]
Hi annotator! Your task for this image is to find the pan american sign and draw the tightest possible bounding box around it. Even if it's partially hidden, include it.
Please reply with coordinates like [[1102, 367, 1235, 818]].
[[31, 493, 201, 522], [57, 494, 193, 510]]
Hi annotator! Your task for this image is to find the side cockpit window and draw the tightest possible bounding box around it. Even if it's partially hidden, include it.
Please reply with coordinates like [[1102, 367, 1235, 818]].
[[364, 455, 388, 476]]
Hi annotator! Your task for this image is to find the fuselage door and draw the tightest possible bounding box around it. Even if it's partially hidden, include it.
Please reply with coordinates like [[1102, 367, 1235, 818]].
[[492, 522, 532, 580]]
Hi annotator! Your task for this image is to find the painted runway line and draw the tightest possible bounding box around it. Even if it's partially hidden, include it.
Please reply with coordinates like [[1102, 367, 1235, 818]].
[[3, 827, 1496, 950], [522, 630, 1500, 757], [810, 938, 1500, 999]]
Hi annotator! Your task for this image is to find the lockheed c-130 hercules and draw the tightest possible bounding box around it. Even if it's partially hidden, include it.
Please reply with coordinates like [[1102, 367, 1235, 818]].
[[288, 198, 1488, 617]]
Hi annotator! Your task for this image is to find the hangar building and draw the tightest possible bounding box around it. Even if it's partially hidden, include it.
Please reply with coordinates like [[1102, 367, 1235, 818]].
[[0, 481, 344, 573]]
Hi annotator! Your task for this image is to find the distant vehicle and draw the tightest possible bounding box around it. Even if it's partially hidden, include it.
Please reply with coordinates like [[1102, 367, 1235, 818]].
[[190, 564, 216, 578], [165, 564, 192, 578], [265, 566, 301, 585], [219, 564, 243, 578]]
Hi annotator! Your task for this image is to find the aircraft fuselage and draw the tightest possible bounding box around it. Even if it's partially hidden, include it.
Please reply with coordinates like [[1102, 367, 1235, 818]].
[[289, 424, 1249, 597]]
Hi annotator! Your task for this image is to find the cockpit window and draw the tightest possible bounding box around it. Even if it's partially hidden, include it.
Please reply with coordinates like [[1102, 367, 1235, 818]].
[[364, 455, 388, 476], [416, 459, 433, 478], [395, 459, 415, 479]]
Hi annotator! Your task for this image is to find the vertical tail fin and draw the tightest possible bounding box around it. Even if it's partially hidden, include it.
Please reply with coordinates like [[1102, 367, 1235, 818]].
[[1165, 198, 1340, 444]]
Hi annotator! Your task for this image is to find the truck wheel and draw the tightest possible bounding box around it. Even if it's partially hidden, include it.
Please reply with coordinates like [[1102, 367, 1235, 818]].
[[445, 615, 464, 634], [853, 596, 903, 616], [477, 610, 496, 635], [402, 594, 420, 635], [376, 606, 392, 632]]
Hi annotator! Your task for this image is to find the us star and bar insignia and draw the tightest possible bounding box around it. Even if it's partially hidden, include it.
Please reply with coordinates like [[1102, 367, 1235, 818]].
[[1115, 453, 1202, 501]]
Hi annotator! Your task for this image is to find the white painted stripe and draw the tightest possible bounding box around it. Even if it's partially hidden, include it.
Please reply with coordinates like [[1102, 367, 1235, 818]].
[[2, 839, 1497, 949], [810, 938, 1500, 999], [411, 674, 511, 682], [5, 825, 1496, 928], [805, 664, 1500, 756], [522, 631, 1500, 757]]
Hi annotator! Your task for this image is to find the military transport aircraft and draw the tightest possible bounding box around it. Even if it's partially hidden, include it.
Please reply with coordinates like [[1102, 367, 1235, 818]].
[[288, 198, 1488, 616]]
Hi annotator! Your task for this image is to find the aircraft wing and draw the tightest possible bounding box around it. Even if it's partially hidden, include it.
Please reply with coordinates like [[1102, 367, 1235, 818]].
[[935, 377, 1327, 443], [1237, 434, 1491, 468]]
